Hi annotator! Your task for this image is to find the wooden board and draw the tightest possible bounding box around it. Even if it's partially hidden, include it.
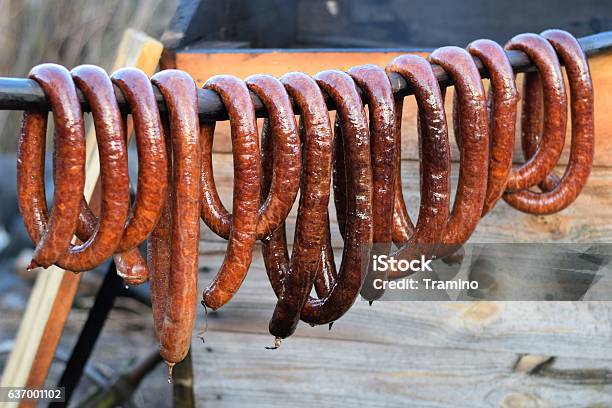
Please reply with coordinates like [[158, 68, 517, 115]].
[[192, 245, 612, 407], [173, 50, 612, 167], [195, 244, 612, 360], [192, 151, 612, 406]]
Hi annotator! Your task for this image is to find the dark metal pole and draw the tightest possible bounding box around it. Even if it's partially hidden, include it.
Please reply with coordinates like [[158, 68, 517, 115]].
[[0, 32, 610, 121]]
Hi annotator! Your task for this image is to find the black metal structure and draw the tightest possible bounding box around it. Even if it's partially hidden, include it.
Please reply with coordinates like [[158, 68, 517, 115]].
[[46, 262, 154, 407]]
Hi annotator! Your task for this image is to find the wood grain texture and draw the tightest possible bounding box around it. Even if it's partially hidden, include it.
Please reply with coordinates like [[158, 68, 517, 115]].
[[196, 245, 612, 360], [192, 333, 612, 408], [194, 148, 612, 405], [193, 244, 612, 407]]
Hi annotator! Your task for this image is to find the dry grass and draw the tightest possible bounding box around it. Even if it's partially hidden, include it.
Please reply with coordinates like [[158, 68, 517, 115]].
[[0, 0, 178, 152]]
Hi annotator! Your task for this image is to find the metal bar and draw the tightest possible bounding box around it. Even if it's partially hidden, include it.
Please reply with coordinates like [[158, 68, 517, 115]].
[[0, 31, 610, 121]]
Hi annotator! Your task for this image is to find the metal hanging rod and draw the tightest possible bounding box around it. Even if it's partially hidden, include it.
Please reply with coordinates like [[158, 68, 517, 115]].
[[0, 31, 611, 122]]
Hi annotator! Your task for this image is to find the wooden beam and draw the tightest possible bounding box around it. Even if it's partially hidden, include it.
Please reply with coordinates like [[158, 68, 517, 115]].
[[0, 29, 163, 407]]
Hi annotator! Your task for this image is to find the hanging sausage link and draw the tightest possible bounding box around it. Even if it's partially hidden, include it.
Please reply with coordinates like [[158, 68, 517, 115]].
[[385, 55, 452, 280], [149, 69, 201, 377], [19, 64, 131, 272], [503, 30, 594, 214], [429, 47, 490, 245], [504, 33, 567, 192], [262, 72, 333, 342], [198, 76, 260, 311]]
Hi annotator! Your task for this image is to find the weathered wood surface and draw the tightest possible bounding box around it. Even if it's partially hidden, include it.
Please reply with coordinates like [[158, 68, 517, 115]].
[[176, 51, 612, 167], [193, 153, 612, 406], [193, 245, 612, 407], [199, 154, 612, 246], [192, 334, 612, 407], [196, 245, 612, 360]]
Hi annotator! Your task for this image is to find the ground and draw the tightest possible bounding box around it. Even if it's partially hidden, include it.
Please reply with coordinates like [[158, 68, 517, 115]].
[[0, 267, 173, 407]]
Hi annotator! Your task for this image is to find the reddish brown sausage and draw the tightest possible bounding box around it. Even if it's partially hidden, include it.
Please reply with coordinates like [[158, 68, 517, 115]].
[[312, 220, 338, 298], [200, 75, 260, 310], [247, 75, 301, 236], [504, 30, 593, 214], [465, 40, 518, 215], [111, 68, 168, 252], [429, 47, 489, 245], [199, 76, 301, 241], [262, 72, 333, 340], [312, 109, 349, 300], [18, 65, 146, 278], [110, 68, 168, 284], [299, 70, 373, 326], [147, 120, 173, 339], [346, 64, 396, 301], [519, 72, 561, 193], [504, 33, 567, 192], [386, 55, 451, 246], [385, 55, 451, 279], [52, 65, 130, 271], [18, 64, 85, 269], [150, 70, 200, 370], [70, 201, 147, 284]]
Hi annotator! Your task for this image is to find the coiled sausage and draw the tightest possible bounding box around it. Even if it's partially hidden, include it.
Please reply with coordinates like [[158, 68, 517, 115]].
[[504, 30, 593, 214], [200, 76, 261, 310], [149, 70, 200, 372]]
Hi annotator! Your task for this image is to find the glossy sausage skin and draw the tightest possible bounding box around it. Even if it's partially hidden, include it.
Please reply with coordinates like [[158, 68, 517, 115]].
[[385, 55, 451, 279], [386, 55, 451, 246], [18, 64, 85, 269], [429, 47, 489, 245], [110, 68, 168, 284], [53, 65, 130, 271], [504, 30, 593, 214], [150, 70, 200, 367], [147, 119, 173, 339], [465, 40, 518, 215], [504, 33, 567, 192], [200, 77, 300, 241], [300, 70, 373, 326], [19, 65, 155, 280], [347, 65, 396, 301], [519, 72, 560, 193], [247, 75, 301, 237], [263, 72, 333, 338], [200, 75, 260, 310], [111, 68, 168, 252]]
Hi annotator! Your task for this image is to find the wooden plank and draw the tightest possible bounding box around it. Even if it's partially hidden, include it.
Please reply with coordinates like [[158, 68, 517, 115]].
[[0, 29, 163, 405], [174, 50, 428, 84], [195, 244, 612, 361], [198, 154, 612, 246], [174, 50, 612, 166], [191, 328, 612, 407]]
